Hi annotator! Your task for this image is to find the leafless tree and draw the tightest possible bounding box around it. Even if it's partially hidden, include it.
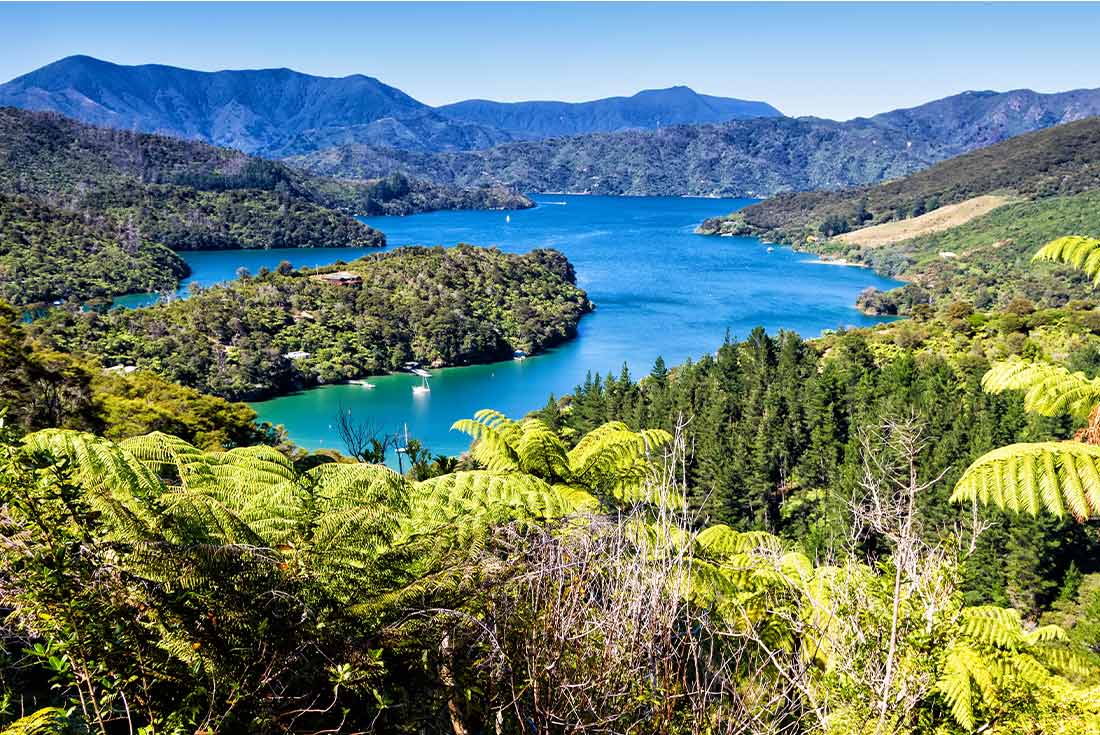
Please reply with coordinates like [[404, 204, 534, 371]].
[[334, 405, 393, 463]]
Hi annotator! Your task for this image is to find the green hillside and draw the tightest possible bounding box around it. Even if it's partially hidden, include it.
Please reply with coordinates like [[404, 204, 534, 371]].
[[0, 108, 532, 304], [699, 116, 1100, 242], [0, 193, 189, 305], [826, 191, 1100, 313]]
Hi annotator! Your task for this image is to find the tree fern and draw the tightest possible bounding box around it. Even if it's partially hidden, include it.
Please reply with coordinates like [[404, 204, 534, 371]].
[[937, 605, 1090, 731], [22, 429, 164, 541], [453, 410, 673, 510]]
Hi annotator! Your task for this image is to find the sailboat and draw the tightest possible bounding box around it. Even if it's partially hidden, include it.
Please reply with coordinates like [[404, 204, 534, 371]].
[[412, 375, 430, 395], [395, 424, 411, 472], [506, 214, 511, 223]]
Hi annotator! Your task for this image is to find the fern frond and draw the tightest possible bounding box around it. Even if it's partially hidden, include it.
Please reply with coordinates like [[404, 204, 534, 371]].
[[0, 707, 77, 735], [983, 358, 1100, 420], [513, 418, 570, 480], [960, 606, 1025, 649], [22, 429, 164, 540], [938, 643, 992, 731], [1033, 235, 1100, 282], [951, 441, 1100, 520], [695, 525, 785, 559], [451, 416, 522, 472]]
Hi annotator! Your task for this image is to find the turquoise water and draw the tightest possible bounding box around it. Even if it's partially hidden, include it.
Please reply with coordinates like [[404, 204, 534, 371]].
[[248, 195, 901, 459]]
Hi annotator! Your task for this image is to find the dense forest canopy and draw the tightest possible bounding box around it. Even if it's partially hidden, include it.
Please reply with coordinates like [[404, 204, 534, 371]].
[[0, 302, 279, 448], [28, 245, 593, 400]]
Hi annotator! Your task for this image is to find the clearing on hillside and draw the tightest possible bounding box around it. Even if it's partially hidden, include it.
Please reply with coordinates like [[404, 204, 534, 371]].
[[835, 195, 1015, 248]]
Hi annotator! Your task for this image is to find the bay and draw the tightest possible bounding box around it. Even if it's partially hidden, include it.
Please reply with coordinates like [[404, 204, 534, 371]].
[[248, 195, 902, 460]]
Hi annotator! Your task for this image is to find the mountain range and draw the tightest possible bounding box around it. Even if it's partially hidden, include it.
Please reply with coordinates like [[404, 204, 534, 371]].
[[5, 56, 1100, 199], [289, 88, 1100, 197], [0, 56, 780, 156]]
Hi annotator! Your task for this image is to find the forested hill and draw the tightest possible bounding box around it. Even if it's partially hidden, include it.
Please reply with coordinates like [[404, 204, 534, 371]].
[[30, 245, 593, 400], [0, 107, 531, 304], [436, 86, 781, 138], [291, 88, 1100, 197], [0, 193, 189, 306], [697, 117, 1100, 314]]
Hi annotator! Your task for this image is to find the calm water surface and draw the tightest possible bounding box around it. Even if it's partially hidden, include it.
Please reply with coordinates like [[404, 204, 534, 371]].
[[243, 195, 901, 459]]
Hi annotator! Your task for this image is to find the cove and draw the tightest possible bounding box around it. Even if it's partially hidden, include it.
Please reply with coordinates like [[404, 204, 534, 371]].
[[249, 195, 902, 459]]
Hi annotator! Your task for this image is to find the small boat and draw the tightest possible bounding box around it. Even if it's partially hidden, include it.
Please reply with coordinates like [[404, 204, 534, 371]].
[[513, 349, 528, 361], [349, 379, 375, 389], [410, 367, 432, 378], [412, 376, 430, 395], [766, 247, 775, 253], [506, 214, 511, 223]]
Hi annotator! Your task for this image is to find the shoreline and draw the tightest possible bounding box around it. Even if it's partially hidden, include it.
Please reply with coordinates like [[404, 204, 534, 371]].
[[801, 257, 869, 268]]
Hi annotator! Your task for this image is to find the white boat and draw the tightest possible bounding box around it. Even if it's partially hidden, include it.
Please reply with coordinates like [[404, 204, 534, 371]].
[[412, 376, 430, 394], [513, 349, 528, 361], [766, 247, 775, 253], [410, 367, 432, 378], [349, 379, 376, 389], [506, 214, 511, 223]]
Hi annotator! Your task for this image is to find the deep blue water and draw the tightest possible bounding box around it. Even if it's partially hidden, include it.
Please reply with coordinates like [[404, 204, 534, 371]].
[[245, 195, 901, 459]]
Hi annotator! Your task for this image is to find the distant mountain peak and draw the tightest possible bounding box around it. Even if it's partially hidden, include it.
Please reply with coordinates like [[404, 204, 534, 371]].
[[0, 55, 514, 156], [437, 85, 782, 138]]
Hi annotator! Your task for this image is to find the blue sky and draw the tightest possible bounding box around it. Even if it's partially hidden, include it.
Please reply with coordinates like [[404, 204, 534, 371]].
[[2, 2, 1098, 120]]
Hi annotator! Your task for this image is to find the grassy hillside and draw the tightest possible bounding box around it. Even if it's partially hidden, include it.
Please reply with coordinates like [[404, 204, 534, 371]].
[[820, 191, 1100, 314], [30, 245, 592, 400], [700, 117, 1100, 242]]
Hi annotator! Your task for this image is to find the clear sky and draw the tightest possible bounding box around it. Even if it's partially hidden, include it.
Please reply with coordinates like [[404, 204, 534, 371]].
[[2, 2, 1098, 120]]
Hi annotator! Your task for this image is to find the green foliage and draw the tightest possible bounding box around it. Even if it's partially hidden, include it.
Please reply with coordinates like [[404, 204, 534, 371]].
[[1, 407, 1098, 733], [1035, 236, 1100, 283], [0, 708, 80, 735], [954, 234, 1100, 521], [0, 193, 188, 306], [452, 408, 672, 509], [30, 245, 592, 400], [939, 605, 1094, 731], [0, 413, 663, 731], [0, 303, 277, 448], [982, 358, 1100, 420]]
